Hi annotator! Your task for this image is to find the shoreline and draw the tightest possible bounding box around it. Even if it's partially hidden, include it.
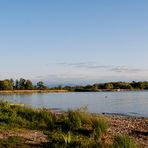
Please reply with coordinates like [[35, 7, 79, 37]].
[[0, 101, 147, 147], [0, 90, 69, 94], [0, 114, 147, 147], [0, 89, 146, 94]]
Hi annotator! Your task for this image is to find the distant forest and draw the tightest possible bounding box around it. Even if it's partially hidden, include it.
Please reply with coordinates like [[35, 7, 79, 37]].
[[1, 78, 148, 91]]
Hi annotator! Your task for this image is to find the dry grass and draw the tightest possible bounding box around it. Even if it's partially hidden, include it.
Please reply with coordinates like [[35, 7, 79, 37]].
[[0, 89, 68, 94]]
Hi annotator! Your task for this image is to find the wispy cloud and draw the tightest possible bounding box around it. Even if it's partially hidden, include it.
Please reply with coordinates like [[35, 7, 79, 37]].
[[56, 62, 144, 74], [110, 66, 142, 73], [35, 74, 85, 81], [57, 62, 111, 69], [37, 62, 148, 85]]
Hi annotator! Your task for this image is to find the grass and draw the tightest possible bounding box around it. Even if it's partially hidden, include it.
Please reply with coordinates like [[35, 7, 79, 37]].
[[0, 136, 27, 148], [112, 135, 137, 148], [0, 101, 137, 148], [0, 101, 55, 130]]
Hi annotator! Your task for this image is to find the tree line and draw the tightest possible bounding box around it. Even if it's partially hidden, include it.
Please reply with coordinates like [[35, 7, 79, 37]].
[[1, 79, 148, 91], [61, 81, 148, 91], [0, 78, 47, 90]]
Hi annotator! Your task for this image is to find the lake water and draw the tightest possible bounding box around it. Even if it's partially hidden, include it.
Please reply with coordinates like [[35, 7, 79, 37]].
[[0, 91, 148, 117]]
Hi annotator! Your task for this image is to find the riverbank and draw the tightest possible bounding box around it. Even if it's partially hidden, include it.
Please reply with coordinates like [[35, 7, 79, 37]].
[[0, 101, 147, 147], [0, 115, 147, 147], [0, 89, 145, 94], [0, 89, 69, 94]]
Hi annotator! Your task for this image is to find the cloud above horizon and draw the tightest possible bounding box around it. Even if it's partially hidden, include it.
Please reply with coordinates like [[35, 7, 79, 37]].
[[56, 62, 144, 73], [1, 61, 148, 85], [33, 62, 148, 85]]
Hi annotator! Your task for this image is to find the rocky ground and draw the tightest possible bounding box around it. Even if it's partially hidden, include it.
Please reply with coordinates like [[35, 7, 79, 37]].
[[0, 115, 147, 147], [106, 115, 148, 148]]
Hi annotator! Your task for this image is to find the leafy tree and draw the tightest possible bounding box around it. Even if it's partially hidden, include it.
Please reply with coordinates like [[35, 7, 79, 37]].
[[25, 80, 33, 90], [15, 79, 19, 90], [36, 81, 46, 90], [104, 83, 113, 89], [131, 81, 144, 89], [19, 78, 26, 90], [0, 79, 13, 90], [10, 78, 15, 89]]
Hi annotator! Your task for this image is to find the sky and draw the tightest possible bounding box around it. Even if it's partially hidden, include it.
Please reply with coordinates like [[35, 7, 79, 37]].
[[0, 0, 148, 85]]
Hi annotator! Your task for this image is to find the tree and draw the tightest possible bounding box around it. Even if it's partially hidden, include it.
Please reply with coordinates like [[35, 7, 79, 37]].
[[104, 83, 113, 89], [25, 80, 33, 90], [19, 78, 26, 90], [36, 81, 46, 90], [10, 78, 14, 90], [15, 79, 19, 90], [0, 79, 13, 90]]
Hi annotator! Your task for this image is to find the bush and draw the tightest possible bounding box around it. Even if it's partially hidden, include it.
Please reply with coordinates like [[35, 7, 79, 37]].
[[67, 110, 82, 130], [91, 117, 108, 133], [0, 101, 55, 130], [90, 116, 108, 142], [112, 135, 137, 148]]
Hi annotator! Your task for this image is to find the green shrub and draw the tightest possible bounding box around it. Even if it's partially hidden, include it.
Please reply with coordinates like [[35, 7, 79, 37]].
[[112, 135, 137, 148], [61, 118, 71, 132], [77, 111, 92, 125], [92, 127, 102, 142], [67, 110, 82, 130], [0, 101, 55, 130], [90, 116, 108, 142], [61, 131, 72, 145], [91, 117, 108, 133]]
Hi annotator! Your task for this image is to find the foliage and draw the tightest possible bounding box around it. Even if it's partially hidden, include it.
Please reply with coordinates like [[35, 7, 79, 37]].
[[61, 131, 72, 145], [112, 135, 137, 148], [0, 101, 137, 147], [0, 79, 13, 90], [0, 78, 47, 90], [0, 101, 55, 130], [63, 81, 148, 91], [1, 78, 148, 91], [91, 117, 108, 133], [36, 81, 47, 90], [0, 136, 27, 148], [67, 110, 82, 129]]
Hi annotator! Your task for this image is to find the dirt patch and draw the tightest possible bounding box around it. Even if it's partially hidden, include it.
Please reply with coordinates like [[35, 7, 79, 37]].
[[0, 129, 48, 146]]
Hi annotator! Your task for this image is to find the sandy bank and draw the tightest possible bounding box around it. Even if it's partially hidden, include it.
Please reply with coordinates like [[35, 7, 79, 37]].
[[0, 90, 68, 94]]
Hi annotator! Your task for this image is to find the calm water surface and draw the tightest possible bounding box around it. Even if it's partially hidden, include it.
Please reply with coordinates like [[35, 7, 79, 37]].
[[0, 91, 148, 117]]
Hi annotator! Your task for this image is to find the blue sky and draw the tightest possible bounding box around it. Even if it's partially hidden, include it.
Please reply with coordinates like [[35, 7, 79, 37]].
[[0, 0, 148, 85]]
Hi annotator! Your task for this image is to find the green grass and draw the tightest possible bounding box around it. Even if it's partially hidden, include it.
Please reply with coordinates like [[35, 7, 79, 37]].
[[0, 101, 55, 130], [112, 135, 137, 148], [0, 136, 27, 148], [0, 101, 137, 148]]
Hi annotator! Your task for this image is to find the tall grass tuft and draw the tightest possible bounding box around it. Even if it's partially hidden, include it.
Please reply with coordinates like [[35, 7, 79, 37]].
[[61, 131, 72, 145], [91, 117, 108, 133], [67, 110, 82, 130], [0, 101, 55, 130], [112, 135, 137, 148]]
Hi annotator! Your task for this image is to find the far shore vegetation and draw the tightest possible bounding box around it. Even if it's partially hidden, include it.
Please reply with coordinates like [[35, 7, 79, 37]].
[[1, 78, 148, 93], [0, 101, 137, 147]]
